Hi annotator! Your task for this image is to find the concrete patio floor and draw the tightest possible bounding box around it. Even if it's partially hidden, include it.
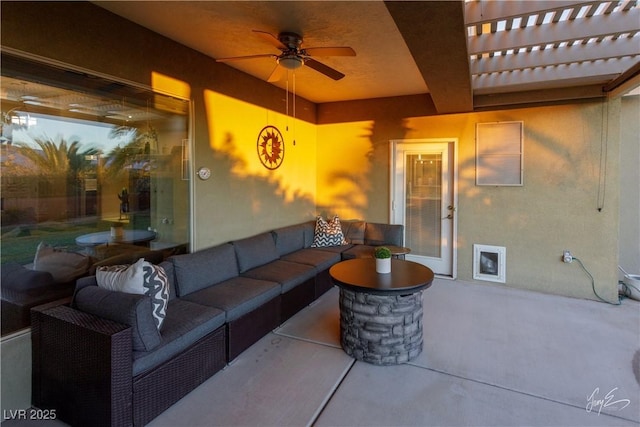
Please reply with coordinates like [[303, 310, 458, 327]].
[[6, 278, 639, 426], [147, 279, 640, 427]]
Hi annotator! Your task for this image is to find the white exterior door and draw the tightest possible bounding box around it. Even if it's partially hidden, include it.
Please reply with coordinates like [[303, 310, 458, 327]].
[[391, 140, 457, 277]]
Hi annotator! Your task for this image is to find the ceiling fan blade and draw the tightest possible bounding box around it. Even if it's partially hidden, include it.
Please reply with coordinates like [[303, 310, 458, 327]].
[[267, 65, 286, 82], [303, 47, 356, 57], [252, 30, 287, 50], [216, 54, 277, 63], [304, 59, 346, 80]]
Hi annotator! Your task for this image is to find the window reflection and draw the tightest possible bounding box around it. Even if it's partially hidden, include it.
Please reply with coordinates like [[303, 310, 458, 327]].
[[1, 54, 191, 336]]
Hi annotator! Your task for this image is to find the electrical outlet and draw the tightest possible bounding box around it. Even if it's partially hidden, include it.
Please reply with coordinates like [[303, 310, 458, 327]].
[[562, 250, 573, 263]]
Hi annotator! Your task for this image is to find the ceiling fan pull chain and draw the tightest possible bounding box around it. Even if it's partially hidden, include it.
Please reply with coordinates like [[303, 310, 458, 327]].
[[285, 76, 289, 130], [293, 72, 296, 145]]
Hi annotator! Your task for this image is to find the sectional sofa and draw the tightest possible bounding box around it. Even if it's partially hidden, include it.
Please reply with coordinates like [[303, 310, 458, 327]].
[[31, 219, 403, 427], [2, 243, 184, 336]]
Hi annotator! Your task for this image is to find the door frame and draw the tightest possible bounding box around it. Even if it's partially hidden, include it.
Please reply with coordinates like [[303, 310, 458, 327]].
[[389, 138, 459, 279]]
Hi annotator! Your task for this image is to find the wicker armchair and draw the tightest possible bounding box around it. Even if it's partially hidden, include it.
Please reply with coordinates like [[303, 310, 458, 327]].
[[31, 302, 226, 427]]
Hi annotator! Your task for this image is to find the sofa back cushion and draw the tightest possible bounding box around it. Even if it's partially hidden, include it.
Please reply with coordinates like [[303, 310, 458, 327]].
[[364, 223, 404, 246], [233, 232, 280, 273], [1, 263, 56, 292], [158, 260, 177, 301], [73, 284, 161, 352], [302, 221, 316, 248], [341, 220, 366, 244], [273, 224, 306, 256], [171, 243, 239, 296]]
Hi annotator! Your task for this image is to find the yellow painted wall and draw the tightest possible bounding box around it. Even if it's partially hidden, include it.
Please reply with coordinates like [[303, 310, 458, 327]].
[[317, 102, 621, 301], [2, 1, 625, 299], [194, 91, 316, 246], [315, 121, 375, 220], [1, 1, 317, 251]]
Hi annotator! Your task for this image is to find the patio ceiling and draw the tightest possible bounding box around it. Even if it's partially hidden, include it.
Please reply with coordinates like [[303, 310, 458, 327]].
[[2, 1, 639, 120], [92, 0, 639, 113]]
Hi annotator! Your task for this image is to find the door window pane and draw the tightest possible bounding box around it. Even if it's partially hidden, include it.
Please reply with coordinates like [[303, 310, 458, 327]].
[[405, 153, 441, 258]]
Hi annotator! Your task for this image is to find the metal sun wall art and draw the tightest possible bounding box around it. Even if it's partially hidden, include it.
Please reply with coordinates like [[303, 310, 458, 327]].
[[257, 125, 284, 170]]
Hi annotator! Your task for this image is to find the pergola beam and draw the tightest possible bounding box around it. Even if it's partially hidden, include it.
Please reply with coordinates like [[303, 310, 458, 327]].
[[468, 8, 640, 55], [474, 84, 605, 108], [465, 1, 602, 25], [473, 57, 638, 94], [385, 0, 473, 113], [471, 37, 640, 74]]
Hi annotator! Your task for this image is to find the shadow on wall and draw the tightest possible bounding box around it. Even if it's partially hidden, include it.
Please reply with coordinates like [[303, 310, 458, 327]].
[[194, 126, 315, 248], [316, 118, 410, 222]]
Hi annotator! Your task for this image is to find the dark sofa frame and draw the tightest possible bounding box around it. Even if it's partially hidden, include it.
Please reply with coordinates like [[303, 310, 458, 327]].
[[31, 220, 403, 426]]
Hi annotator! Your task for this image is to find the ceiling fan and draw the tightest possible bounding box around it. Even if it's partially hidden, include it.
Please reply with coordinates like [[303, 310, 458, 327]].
[[216, 30, 356, 82]]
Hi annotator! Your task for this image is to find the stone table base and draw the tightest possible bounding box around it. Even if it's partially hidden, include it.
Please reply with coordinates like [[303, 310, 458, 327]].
[[339, 288, 423, 365]]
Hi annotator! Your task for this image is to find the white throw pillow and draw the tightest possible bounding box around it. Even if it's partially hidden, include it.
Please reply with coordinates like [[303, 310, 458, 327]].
[[96, 258, 147, 293], [33, 242, 91, 283], [96, 258, 169, 329]]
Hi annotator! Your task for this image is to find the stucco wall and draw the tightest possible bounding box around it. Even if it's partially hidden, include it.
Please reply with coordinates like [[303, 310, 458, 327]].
[[317, 102, 621, 302], [3, 3, 623, 298], [619, 95, 640, 278], [2, 0, 625, 301], [1, 1, 317, 251]]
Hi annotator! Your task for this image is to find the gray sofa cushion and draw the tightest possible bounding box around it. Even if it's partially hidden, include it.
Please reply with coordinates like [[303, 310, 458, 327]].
[[241, 260, 315, 293], [341, 220, 366, 244], [158, 260, 177, 301], [364, 223, 403, 246], [1, 263, 56, 293], [171, 243, 239, 296], [341, 245, 376, 259], [273, 224, 307, 256], [312, 244, 353, 255], [233, 232, 280, 273], [302, 221, 316, 248], [281, 248, 342, 272], [132, 299, 225, 376], [182, 276, 280, 322], [73, 285, 161, 352]]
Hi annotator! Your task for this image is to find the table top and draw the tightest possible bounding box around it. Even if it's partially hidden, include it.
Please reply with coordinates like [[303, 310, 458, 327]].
[[75, 229, 157, 246], [329, 258, 434, 295], [385, 245, 411, 256]]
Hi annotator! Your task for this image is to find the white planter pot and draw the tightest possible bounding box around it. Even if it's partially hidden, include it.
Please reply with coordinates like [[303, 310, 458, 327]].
[[376, 257, 391, 274], [110, 226, 124, 241]]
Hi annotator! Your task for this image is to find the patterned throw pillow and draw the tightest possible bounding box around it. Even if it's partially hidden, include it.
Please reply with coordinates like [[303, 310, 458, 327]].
[[96, 258, 169, 329], [311, 215, 348, 247], [142, 263, 170, 329]]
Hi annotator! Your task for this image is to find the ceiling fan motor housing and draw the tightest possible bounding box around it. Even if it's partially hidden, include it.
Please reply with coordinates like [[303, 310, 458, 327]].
[[278, 32, 303, 50]]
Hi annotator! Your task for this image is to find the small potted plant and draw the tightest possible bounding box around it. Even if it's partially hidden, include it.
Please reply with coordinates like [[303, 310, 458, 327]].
[[374, 246, 392, 274]]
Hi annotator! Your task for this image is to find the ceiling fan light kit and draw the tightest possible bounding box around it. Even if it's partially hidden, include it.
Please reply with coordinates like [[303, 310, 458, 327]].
[[278, 55, 304, 70]]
